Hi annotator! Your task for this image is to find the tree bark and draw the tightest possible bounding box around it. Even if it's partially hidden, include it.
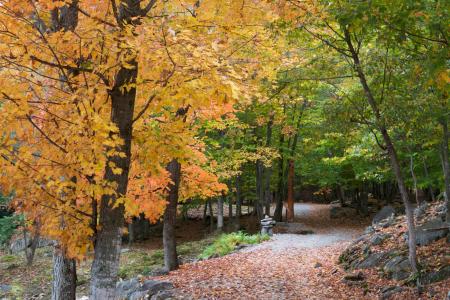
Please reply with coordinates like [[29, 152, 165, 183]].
[[217, 194, 224, 231], [409, 154, 420, 205], [203, 202, 208, 224], [208, 200, 214, 231], [163, 159, 181, 271], [235, 175, 242, 221], [286, 160, 295, 222], [263, 114, 274, 216], [439, 119, 450, 222], [51, 245, 76, 300], [128, 218, 135, 245], [90, 56, 137, 300], [274, 125, 285, 222], [255, 159, 264, 220], [422, 159, 435, 201], [343, 27, 418, 274]]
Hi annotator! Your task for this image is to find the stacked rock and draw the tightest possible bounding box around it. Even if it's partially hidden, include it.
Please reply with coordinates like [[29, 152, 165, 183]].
[[260, 215, 276, 236]]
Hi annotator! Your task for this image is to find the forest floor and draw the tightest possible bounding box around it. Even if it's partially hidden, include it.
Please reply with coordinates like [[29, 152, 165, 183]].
[[1, 203, 448, 299], [155, 204, 448, 299]]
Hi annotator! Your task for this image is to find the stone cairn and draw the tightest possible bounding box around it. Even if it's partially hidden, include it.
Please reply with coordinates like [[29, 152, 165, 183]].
[[260, 215, 276, 236]]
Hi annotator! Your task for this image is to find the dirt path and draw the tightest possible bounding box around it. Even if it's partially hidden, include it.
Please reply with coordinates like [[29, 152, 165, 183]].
[[157, 203, 375, 299]]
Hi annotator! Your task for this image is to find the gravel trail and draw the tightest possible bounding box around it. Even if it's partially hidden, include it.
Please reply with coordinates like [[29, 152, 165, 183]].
[[247, 203, 365, 251]]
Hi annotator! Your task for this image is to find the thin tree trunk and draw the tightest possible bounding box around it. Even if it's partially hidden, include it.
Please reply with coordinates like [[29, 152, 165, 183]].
[[24, 231, 39, 266], [439, 119, 450, 222], [228, 197, 233, 219], [255, 160, 264, 220], [235, 175, 242, 220], [264, 114, 274, 216], [51, 245, 76, 300], [422, 159, 435, 201], [203, 202, 208, 224], [128, 219, 135, 245], [274, 127, 285, 222], [360, 185, 369, 216], [286, 160, 295, 222], [217, 194, 224, 231], [410, 154, 420, 205], [343, 27, 418, 274], [163, 159, 181, 271], [208, 200, 214, 231]]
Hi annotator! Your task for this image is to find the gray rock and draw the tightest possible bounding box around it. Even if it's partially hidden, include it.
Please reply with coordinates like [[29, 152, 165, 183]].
[[414, 203, 428, 220], [151, 291, 174, 300], [436, 203, 447, 217], [383, 256, 412, 280], [9, 235, 54, 253], [139, 280, 173, 293], [422, 266, 450, 284], [414, 218, 449, 246], [129, 290, 148, 300], [372, 206, 395, 225], [364, 226, 375, 235], [369, 233, 389, 246], [355, 252, 389, 269], [116, 278, 140, 299], [116, 279, 173, 300], [380, 286, 404, 300]]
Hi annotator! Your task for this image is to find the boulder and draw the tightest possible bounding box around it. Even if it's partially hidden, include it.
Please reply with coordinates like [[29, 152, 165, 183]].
[[383, 256, 412, 281], [9, 234, 54, 253], [116, 278, 140, 299], [372, 206, 395, 225], [116, 278, 173, 300], [369, 233, 390, 246], [151, 290, 174, 300], [414, 218, 449, 246], [354, 251, 390, 269], [364, 226, 375, 235], [422, 266, 450, 284], [380, 286, 404, 300], [414, 202, 428, 220], [330, 206, 357, 219]]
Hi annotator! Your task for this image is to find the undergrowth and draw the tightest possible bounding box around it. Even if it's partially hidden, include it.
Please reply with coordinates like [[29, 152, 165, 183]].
[[199, 231, 270, 259]]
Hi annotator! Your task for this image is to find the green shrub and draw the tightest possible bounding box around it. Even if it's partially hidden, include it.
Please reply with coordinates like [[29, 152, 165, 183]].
[[0, 214, 23, 247], [199, 231, 269, 259]]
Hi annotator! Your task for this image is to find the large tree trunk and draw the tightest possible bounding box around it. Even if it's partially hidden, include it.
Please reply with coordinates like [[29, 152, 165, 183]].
[[439, 119, 450, 222], [90, 61, 137, 299], [286, 160, 295, 222], [343, 27, 418, 274], [163, 159, 181, 271], [51, 245, 76, 300]]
